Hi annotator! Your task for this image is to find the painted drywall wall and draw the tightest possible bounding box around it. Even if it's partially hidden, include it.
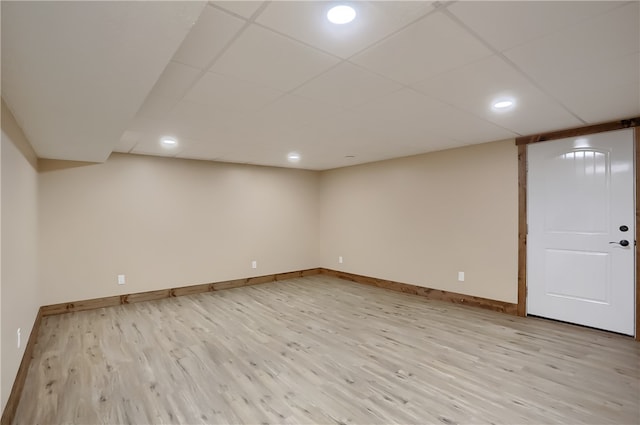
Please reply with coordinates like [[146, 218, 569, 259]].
[[40, 140, 518, 307], [1, 103, 2, 414], [38, 154, 320, 305], [9, 120, 517, 411], [1, 100, 40, 411], [319, 140, 518, 303]]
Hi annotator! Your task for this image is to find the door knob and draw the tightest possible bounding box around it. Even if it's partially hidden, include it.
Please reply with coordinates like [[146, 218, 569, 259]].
[[609, 240, 630, 247]]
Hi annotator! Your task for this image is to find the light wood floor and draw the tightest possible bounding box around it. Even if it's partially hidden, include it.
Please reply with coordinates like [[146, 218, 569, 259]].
[[14, 275, 640, 424]]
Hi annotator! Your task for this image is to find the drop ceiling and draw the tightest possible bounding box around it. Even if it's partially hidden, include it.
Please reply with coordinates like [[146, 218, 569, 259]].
[[2, 1, 639, 170]]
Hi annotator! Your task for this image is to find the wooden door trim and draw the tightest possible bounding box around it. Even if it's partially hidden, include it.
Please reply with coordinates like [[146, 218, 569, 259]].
[[633, 126, 640, 341], [516, 117, 640, 146], [517, 118, 640, 340], [517, 144, 527, 317]]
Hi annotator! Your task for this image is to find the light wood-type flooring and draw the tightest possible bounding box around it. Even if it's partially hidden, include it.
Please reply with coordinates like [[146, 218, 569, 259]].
[[14, 275, 640, 424]]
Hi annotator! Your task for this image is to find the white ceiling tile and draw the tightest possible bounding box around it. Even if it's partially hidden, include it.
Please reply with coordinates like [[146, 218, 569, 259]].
[[507, 1, 639, 66], [449, 1, 626, 52], [6, 0, 635, 170], [413, 55, 583, 135], [216, 145, 282, 165], [149, 61, 201, 100], [166, 98, 313, 154], [327, 114, 465, 157], [113, 131, 142, 153], [351, 12, 493, 84], [562, 81, 640, 124], [124, 115, 168, 134], [126, 106, 218, 149], [354, 89, 517, 144], [554, 51, 640, 122], [172, 5, 245, 70], [256, 1, 434, 59], [254, 94, 338, 127], [297, 141, 435, 169], [175, 141, 227, 161], [505, 2, 639, 122], [120, 130, 143, 143], [163, 100, 243, 142], [357, 142, 454, 162], [211, 1, 264, 20], [413, 55, 519, 103], [298, 114, 467, 169], [293, 62, 403, 109], [294, 98, 465, 161], [220, 110, 311, 145], [133, 92, 177, 120], [184, 71, 283, 112], [355, 118, 468, 153], [133, 61, 201, 120], [211, 24, 340, 91], [300, 112, 377, 148], [0, 0, 206, 162], [538, 50, 639, 125], [130, 134, 196, 157], [161, 104, 219, 141]]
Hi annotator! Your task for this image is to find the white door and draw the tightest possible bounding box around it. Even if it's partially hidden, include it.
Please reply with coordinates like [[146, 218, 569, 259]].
[[527, 128, 635, 335]]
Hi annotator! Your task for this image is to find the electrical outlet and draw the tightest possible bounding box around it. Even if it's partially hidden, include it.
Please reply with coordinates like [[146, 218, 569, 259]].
[[458, 271, 465, 282], [338, 256, 343, 264], [251, 260, 257, 269], [17, 328, 21, 349], [118, 274, 126, 285]]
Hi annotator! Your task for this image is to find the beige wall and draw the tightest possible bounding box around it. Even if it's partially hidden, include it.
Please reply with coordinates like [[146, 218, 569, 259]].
[[38, 154, 320, 305], [1, 100, 40, 410], [319, 140, 519, 303], [3, 116, 519, 412], [39, 140, 518, 307]]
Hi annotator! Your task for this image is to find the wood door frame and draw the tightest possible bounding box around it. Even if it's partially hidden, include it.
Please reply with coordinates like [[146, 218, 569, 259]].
[[515, 117, 640, 341]]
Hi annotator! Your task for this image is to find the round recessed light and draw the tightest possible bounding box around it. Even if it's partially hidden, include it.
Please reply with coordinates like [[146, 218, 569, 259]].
[[494, 100, 513, 108], [160, 137, 178, 147], [287, 152, 301, 163], [327, 5, 356, 24], [491, 98, 515, 111]]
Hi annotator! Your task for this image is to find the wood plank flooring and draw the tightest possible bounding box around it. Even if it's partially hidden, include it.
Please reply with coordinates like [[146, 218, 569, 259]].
[[13, 275, 640, 424]]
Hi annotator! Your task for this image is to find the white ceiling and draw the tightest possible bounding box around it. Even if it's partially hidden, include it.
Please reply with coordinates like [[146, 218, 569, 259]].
[[1, 1, 207, 162], [2, 1, 639, 170]]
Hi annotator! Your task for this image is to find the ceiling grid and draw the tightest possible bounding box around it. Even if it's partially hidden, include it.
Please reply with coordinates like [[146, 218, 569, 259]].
[[2, 1, 638, 169]]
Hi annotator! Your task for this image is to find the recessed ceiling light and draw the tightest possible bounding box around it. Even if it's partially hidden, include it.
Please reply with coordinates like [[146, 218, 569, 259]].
[[160, 137, 178, 147], [327, 5, 356, 24], [287, 152, 301, 163], [491, 98, 515, 111]]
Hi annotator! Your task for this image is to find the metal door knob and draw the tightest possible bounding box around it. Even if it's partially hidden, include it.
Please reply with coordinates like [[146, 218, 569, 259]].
[[609, 240, 630, 247]]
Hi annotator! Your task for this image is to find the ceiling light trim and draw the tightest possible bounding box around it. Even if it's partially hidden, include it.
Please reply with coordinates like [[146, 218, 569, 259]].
[[160, 137, 179, 148], [287, 152, 301, 163], [491, 97, 516, 112], [327, 5, 356, 25]]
